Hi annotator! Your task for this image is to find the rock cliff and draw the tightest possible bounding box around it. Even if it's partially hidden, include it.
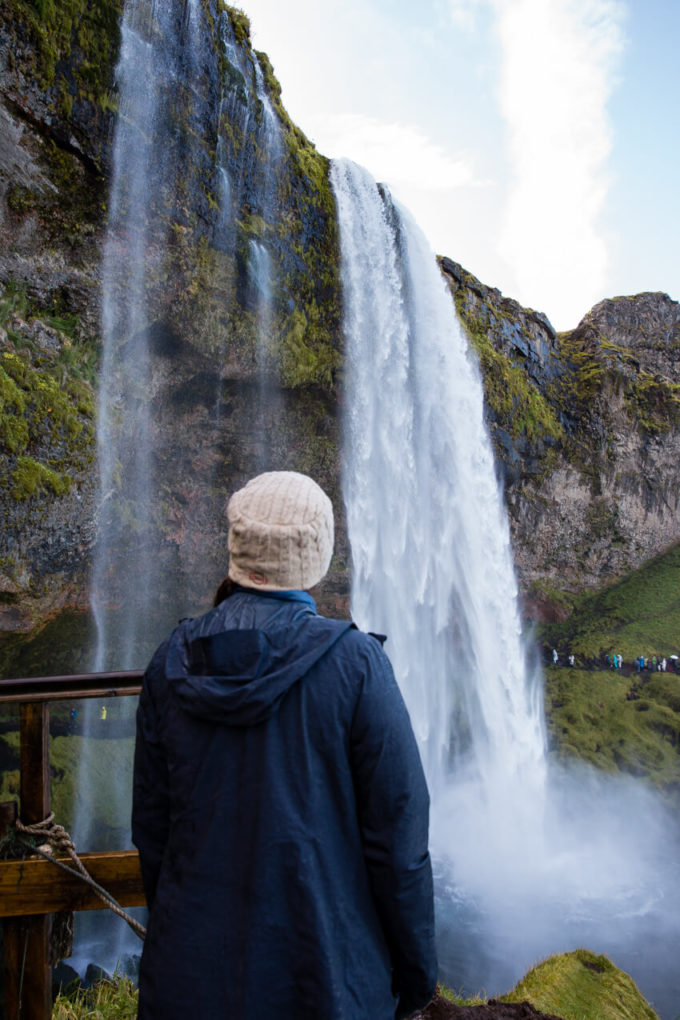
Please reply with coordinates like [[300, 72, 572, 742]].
[[0, 0, 345, 634], [1, 0, 679, 637], [442, 259, 680, 621]]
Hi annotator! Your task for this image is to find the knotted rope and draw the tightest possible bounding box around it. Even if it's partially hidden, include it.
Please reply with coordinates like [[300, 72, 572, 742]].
[[1, 812, 146, 963]]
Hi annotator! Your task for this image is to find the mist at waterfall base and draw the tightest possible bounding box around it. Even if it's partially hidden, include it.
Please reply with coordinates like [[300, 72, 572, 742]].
[[433, 763, 680, 1017], [331, 157, 680, 1019]]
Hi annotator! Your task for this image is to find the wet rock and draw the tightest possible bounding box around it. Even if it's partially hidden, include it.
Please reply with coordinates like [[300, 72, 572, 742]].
[[83, 962, 112, 988], [52, 960, 81, 998]]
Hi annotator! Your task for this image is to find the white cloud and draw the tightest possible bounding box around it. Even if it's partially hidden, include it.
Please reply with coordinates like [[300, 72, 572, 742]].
[[304, 112, 478, 193], [492, 0, 626, 328], [448, 0, 485, 30]]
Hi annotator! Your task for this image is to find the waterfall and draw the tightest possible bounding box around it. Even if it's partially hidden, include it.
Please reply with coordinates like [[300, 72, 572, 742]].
[[250, 62, 282, 470], [79, 0, 182, 854], [216, 17, 283, 468], [331, 158, 546, 795], [77, 0, 286, 976], [73, 0, 182, 974], [88, 0, 285, 778], [332, 157, 680, 1018], [91, 1, 166, 677], [249, 237, 274, 470]]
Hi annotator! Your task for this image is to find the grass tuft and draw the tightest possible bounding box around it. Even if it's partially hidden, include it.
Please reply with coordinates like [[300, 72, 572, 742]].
[[53, 975, 138, 1019]]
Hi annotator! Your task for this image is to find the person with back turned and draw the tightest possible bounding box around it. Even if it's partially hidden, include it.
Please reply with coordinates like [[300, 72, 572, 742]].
[[132, 471, 437, 1019]]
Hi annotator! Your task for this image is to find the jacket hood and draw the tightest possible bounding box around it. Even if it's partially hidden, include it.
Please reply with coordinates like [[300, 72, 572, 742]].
[[164, 590, 354, 726]]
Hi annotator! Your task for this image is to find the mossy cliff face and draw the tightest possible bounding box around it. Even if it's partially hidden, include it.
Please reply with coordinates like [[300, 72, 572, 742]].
[[0, 1, 345, 634], [443, 258, 680, 622], [92, 1, 345, 627], [0, 0, 121, 169], [0, 0, 116, 630], [0, 284, 96, 630]]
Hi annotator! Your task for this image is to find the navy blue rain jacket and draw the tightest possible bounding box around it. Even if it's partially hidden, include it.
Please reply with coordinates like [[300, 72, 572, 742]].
[[132, 588, 437, 1019]]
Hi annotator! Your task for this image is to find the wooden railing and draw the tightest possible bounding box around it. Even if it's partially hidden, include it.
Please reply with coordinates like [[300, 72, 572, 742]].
[[0, 671, 146, 1020]]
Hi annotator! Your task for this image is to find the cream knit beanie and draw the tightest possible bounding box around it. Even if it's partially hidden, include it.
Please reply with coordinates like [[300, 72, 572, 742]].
[[227, 471, 334, 591]]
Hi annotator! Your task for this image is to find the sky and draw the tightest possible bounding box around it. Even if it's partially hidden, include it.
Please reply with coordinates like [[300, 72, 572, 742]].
[[237, 0, 679, 332]]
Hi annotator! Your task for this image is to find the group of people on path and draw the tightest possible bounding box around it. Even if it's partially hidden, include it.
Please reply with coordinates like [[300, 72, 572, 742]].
[[634, 654, 677, 672], [550, 648, 679, 674]]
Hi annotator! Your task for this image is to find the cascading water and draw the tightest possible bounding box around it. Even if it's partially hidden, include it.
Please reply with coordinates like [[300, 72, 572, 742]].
[[250, 63, 282, 469], [75, 0, 287, 976], [91, 2, 168, 679], [332, 157, 680, 1019], [331, 158, 546, 797], [73, 0, 181, 974]]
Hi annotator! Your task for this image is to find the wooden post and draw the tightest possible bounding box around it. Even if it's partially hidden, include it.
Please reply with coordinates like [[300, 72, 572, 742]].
[[1, 799, 18, 1019], [0, 800, 17, 838], [3, 703, 52, 1020]]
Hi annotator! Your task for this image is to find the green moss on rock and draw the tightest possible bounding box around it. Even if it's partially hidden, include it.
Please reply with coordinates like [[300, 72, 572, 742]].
[[225, 4, 251, 47], [5, 0, 122, 102], [279, 305, 341, 389], [0, 366, 29, 451], [11, 455, 71, 499], [456, 299, 563, 445], [555, 327, 680, 442], [0, 283, 96, 507]]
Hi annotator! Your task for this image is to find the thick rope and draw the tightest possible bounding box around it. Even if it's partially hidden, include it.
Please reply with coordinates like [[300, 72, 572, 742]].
[[9, 813, 147, 944]]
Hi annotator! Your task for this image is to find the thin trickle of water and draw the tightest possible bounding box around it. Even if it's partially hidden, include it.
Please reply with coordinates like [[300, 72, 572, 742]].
[[215, 16, 254, 247], [332, 156, 680, 1019], [253, 60, 282, 171], [91, 3, 285, 702], [215, 17, 282, 244], [185, 0, 202, 63], [214, 16, 283, 468], [249, 239, 273, 359], [331, 158, 546, 794]]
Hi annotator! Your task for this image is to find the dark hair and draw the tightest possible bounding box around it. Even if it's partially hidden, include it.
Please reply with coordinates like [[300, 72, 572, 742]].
[[213, 576, 235, 607]]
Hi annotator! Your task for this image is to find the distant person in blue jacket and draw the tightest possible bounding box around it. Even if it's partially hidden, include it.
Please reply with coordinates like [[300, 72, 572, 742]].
[[132, 471, 437, 1020]]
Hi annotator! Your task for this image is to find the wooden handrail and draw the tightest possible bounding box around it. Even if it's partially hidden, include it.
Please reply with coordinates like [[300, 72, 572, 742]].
[[0, 671, 147, 1020], [0, 669, 144, 703], [0, 850, 144, 917]]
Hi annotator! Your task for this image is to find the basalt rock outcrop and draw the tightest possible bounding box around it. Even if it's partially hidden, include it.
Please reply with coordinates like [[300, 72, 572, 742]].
[[1, 0, 680, 636]]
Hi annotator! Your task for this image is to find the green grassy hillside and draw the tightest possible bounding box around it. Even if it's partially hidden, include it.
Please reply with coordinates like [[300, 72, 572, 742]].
[[540, 541, 680, 663], [540, 542, 680, 799]]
